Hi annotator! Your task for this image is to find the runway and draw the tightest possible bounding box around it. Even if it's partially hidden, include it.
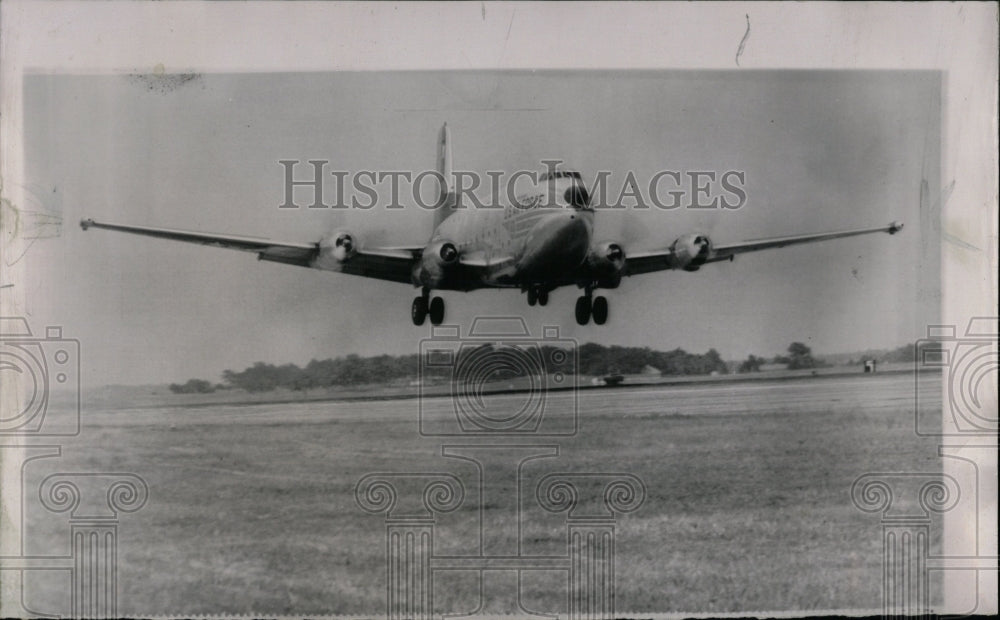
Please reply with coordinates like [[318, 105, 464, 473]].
[[21, 371, 944, 615], [86, 369, 936, 427]]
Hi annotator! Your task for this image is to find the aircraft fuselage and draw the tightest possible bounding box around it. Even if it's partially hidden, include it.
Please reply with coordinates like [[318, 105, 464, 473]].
[[416, 173, 595, 292]]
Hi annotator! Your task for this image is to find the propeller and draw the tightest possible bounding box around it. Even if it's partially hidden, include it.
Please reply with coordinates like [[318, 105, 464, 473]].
[[439, 241, 459, 263]]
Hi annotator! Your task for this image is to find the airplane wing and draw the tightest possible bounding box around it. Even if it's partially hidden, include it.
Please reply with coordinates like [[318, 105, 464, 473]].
[[624, 221, 904, 277], [330, 247, 420, 284], [707, 221, 905, 262], [622, 249, 679, 277], [79, 218, 420, 284]]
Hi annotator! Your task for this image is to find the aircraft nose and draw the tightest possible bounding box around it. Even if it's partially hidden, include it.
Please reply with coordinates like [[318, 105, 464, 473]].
[[537, 210, 590, 251], [518, 210, 591, 277]]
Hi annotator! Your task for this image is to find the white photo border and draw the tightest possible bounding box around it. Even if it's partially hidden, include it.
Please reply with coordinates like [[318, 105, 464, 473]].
[[1, 1, 996, 616]]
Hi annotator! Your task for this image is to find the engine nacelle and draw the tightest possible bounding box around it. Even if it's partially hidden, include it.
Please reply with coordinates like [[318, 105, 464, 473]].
[[587, 241, 626, 288], [316, 230, 359, 269], [415, 239, 460, 287], [424, 240, 459, 267], [670, 233, 712, 271]]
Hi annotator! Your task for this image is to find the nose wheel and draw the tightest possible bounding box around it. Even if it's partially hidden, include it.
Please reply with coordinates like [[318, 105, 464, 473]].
[[526, 287, 549, 307], [412, 290, 446, 326], [575, 290, 609, 325]]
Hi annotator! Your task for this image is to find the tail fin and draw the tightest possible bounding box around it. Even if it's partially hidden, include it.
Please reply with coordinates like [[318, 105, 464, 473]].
[[432, 123, 459, 231]]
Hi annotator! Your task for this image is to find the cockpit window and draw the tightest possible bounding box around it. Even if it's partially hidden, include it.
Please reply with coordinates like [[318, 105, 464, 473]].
[[539, 170, 583, 182], [564, 185, 591, 209]]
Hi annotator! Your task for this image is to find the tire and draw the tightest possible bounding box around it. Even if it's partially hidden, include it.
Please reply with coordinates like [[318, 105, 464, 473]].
[[527, 288, 537, 307], [575, 296, 592, 325], [538, 290, 549, 306], [429, 297, 445, 325], [592, 296, 609, 325], [411, 296, 428, 326]]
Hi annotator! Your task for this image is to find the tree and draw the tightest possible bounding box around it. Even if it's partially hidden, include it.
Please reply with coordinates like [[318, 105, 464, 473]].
[[739, 354, 764, 373], [702, 348, 727, 374], [168, 378, 216, 394], [206, 341, 737, 393], [786, 342, 817, 370]]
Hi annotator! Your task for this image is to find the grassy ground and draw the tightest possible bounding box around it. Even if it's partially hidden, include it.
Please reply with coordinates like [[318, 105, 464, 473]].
[[20, 373, 943, 616]]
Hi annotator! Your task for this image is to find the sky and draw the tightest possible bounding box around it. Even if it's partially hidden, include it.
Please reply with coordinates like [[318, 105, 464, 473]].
[[20, 70, 940, 387]]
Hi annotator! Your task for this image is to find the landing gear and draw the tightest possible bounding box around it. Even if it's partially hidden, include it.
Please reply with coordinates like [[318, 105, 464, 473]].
[[411, 295, 428, 326], [575, 288, 609, 326], [412, 289, 445, 326], [591, 296, 608, 325], [428, 296, 445, 325], [526, 287, 549, 307], [575, 295, 592, 325]]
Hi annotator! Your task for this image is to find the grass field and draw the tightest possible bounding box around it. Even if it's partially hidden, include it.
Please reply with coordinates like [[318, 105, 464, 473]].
[[19, 372, 944, 616]]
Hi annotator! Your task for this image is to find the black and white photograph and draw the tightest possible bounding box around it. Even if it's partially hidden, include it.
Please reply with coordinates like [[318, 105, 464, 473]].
[[1, 3, 996, 618]]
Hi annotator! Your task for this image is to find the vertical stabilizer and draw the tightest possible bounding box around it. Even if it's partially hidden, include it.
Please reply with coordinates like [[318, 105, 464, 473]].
[[432, 123, 459, 231]]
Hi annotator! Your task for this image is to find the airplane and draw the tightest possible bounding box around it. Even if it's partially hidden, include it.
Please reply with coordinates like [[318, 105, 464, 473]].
[[81, 123, 904, 327]]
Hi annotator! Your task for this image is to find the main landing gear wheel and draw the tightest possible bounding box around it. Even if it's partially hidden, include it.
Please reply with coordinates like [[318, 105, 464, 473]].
[[537, 290, 549, 306], [527, 288, 537, 307], [592, 296, 609, 325], [429, 297, 445, 326], [411, 296, 428, 326], [575, 296, 592, 325]]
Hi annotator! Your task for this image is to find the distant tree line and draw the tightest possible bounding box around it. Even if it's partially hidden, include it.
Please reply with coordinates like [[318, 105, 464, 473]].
[[176, 339, 894, 392], [736, 340, 945, 374], [738, 354, 766, 373], [204, 342, 732, 393], [737, 342, 823, 373], [577, 343, 727, 376], [774, 342, 821, 370], [168, 378, 218, 394], [849, 341, 941, 366]]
